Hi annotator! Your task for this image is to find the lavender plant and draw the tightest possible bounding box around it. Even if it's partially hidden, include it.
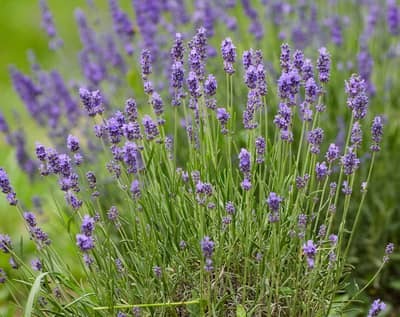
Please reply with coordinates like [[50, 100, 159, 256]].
[[0, 28, 393, 316]]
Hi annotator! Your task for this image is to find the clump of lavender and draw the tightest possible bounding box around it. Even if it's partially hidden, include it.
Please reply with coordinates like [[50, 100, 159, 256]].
[[0, 22, 393, 316]]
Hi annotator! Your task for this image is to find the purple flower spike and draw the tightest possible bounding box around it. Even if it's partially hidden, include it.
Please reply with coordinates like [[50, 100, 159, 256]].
[[140, 49, 152, 79], [238, 148, 251, 175], [142, 115, 159, 141], [341, 147, 360, 175], [266, 192, 283, 212], [316, 161, 329, 180], [326, 143, 340, 163], [221, 38, 236, 74], [307, 128, 324, 154], [171, 33, 185, 62], [67, 135, 80, 152], [76, 234, 94, 252], [31, 258, 42, 271], [280, 43, 291, 73], [317, 47, 330, 83], [255, 136, 266, 163], [201, 236, 214, 258], [79, 88, 103, 117], [303, 240, 317, 269]]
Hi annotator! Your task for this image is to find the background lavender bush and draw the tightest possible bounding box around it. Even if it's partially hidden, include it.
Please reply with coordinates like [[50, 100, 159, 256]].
[[0, 0, 399, 316]]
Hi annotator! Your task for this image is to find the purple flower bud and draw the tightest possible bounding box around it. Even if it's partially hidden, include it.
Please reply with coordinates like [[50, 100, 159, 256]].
[[245, 65, 257, 89], [303, 240, 317, 269], [125, 98, 138, 122], [204, 74, 217, 96], [307, 128, 324, 154], [201, 236, 214, 258], [24, 212, 37, 227], [151, 92, 164, 116], [316, 161, 329, 180], [107, 206, 119, 222], [293, 50, 304, 72], [242, 50, 253, 70], [67, 135, 80, 152], [371, 116, 383, 143], [305, 78, 320, 103], [221, 38, 236, 63], [298, 214, 307, 228], [204, 258, 214, 272], [225, 201, 235, 215], [79, 88, 103, 117], [65, 192, 82, 210], [329, 234, 338, 246], [278, 69, 300, 100], [280, 43, 291, 73], [187, 71, 201, 99], [171, 61, 184, 90], [383, 242, 394, 263], [326, 143, 340, 163], [81, 215, 95, 236], [342, 180, 352, 195], [130, 179, 141, 199], [241, 178, 252, 191], [345, 74, 369, 120], [350, 121, 363, 147], [296, 174, 310, 189], [266, 192, 283, 212], [302, 58, 314, 82], [341, 147, 360, 175], [255, 136, 266, 163], [76, 233, 94, 252], [142, 115, 159, 141], [188, 47, 204, 80], [171, 33, 185, 62], [0, 234, 12, 253], [216, 108, 230, 134], [86, 171, 96, 189], [153, 265, 162, 278], [317, 47, 330, 83], [238, 148, 251, 175], [140, 49, 152, 79], [31, 258, 42, 271], [0, 268, 6, 283], [367, 299, 386, 317]]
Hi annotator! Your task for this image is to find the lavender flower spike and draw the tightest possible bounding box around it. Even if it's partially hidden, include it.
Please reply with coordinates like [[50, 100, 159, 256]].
[[79, 88, 104, 117], [221, 38, 236, 74], [317, 47, 331, 83]]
